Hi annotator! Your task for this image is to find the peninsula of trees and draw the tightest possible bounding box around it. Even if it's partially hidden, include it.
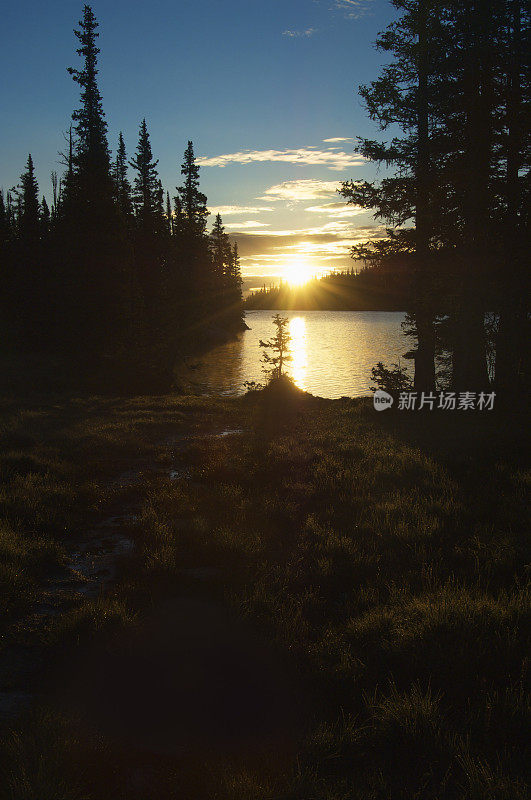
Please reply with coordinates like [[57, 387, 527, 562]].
[[0, 5, 244, 391]]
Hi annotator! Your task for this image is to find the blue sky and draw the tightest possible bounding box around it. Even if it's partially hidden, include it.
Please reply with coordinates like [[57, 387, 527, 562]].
[[0, 0, 399, 286]]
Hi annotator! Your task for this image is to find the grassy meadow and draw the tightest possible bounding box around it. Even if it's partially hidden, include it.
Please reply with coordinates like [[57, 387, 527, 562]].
[[0, 379, 528, 799]]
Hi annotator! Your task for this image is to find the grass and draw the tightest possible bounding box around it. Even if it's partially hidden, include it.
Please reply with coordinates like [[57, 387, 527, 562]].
[[0, 380, 528, 798]]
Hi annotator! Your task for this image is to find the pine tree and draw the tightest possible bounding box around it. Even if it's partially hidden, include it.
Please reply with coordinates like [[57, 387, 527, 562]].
[[339, 1, 524, 392], [210, 213, 231, 282], [494, 0, 529, 397], [62, 4, 132, 365], [0, 191, 9, 248], [155, 179, 164, 225], [228, 241, 244, 328], [260, 314, 292, 381], [209, 213, 244, 328], [128, 118, 168, 369], [40, 196, 51, 237], [175, 140, 210, 303], [50, 171, 62, 219], [67, 5, 110, 177], [0, 190, 14, 343], [340, 1, 452, 392], [172, 194, 185, 239], [231, 242, 243, 292], [130, 119, 161, 224], [165, 191, 173, 235], [449, 0, 493, 390], [176, 141, 208, 236], [114, 132, 132, 218], [17, 154, 40, 247], [413, 1, 436, 391], [10, 155, 44, 346]]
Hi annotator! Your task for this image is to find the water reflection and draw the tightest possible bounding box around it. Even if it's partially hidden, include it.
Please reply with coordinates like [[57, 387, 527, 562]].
[[288, 317, 307, 391], [175, 311, 411, 398], [175, 334, 245, 395]]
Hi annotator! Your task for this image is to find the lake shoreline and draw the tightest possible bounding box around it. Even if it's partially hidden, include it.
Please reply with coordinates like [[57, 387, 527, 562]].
[[177, 309, 412, 398]]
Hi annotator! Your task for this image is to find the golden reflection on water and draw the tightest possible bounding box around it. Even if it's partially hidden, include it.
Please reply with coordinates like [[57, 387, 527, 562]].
[[176, 311, 412, 398], [288, 316, 307, 391]]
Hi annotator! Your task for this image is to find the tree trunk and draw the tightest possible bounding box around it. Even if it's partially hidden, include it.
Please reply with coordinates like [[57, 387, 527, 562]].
[[414, 0, 436, 392], [452, 0, 491, 391], [496, 0, 528, 400]]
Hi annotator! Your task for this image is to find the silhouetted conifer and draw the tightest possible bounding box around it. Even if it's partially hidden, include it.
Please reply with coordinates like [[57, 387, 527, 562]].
[[165, 191, 173, 236], [114, 132, 133, 218], [17, 155, 40, 248], [62, 4, 132, 367], [174, 141, 210, 312], [67, 5, 111, 179], [177, 141, 208, 236], [130, 120, 161, 224], [210, 213, 231, 282]]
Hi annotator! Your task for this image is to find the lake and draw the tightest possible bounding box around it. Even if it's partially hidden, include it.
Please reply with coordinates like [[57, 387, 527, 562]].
[[177, 310, 412, 398]]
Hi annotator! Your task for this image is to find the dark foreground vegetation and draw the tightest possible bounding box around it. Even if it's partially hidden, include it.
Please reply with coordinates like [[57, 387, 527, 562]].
[[0, 378, 528, 799]]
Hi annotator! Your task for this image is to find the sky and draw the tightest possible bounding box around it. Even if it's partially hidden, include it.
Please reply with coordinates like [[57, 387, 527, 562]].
[[0, 0, 399, 290]]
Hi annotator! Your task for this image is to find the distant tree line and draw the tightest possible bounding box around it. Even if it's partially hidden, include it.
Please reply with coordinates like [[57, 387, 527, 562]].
[[245, 262, 415, 311], [0, 5, 244, 390], [340, 0, 529, 401]]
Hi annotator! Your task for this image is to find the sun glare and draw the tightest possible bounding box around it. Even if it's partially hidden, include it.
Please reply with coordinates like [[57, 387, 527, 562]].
[[289, 316, 307, 391], [284, 261, 313, 287]]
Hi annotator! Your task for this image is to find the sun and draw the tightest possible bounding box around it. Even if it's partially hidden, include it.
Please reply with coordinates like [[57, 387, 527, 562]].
[[284, 260, 313, 287]]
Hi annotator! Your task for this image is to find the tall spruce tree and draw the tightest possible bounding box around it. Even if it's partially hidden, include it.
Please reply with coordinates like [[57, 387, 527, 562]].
[[449, 0, 493, 390], [340, 1, 451, 392], [67, 5, 111, 180], [11, 154, 44, 346], [0, 190, 14, 342], [114, 132, 132, 218], [129, 118, 169, 372], [228, 241, 244, 328], [209, 213, 242, 327], [177, 141, 208, 235], [210, 213, 231, 283], [40, 197, 50, 234], [165, 191, 173, 235], [0, 191, 9, 250], [174, 141, 210, 305], [130, 120, 161, 225], [63, 4, 132, 364], [340, 0, 526, 392], [17, 154, 40, 247], [494, 0, 529, 397]]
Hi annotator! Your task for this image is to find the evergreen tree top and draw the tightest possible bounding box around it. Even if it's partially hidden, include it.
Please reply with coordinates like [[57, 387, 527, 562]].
[[130, 118, 161, 219], [15, 153, 40, 243], [67, 4, 110, 166], [176, 140, 208, 234]]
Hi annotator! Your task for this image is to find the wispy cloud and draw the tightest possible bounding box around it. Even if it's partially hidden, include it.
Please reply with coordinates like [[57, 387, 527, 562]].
[[283, 27, 317, 38], [333, 0, 374, 19], [323, 137, 354, 143], [197, 147, 365, 171], [208, 205, 273, 216], [260, 179, 341, 202], [305, 201, 365, 217], [224, 220, 270, 230], [231, 224, 387, 273]]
